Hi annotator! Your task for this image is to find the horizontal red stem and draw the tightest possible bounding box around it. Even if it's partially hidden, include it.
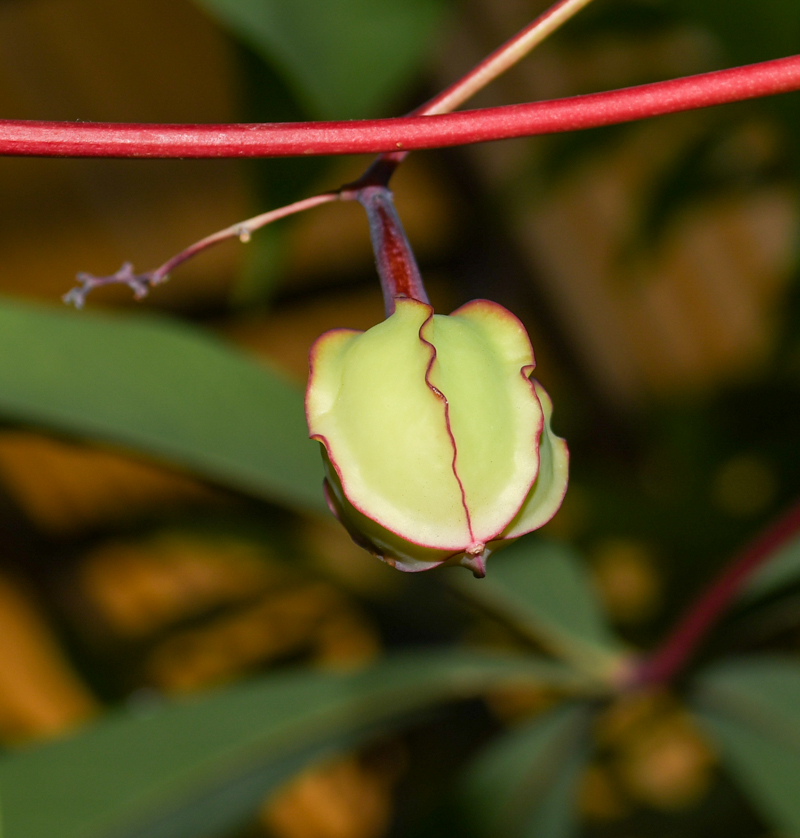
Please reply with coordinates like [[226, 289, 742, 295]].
[[2, 55, 800, 159]]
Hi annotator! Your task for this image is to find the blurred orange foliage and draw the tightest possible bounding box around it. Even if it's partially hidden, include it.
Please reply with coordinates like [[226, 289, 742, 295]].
[[0, 573, 97, 744]]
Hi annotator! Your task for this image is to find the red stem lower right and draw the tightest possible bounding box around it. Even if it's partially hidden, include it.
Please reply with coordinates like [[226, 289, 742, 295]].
[[636, 498, 800, 687]]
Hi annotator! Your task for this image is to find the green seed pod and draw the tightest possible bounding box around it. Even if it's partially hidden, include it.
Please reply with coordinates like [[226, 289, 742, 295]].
[[306, 298, 568, 576]]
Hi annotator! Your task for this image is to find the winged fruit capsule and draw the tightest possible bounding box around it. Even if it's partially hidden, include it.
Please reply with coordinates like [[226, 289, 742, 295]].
[[305, 295, 568, 576]]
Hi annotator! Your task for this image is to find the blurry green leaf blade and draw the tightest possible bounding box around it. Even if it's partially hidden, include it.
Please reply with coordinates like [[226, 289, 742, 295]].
[[451, 538, 625, 680], [740, 529, 800, 604], [693, 655, 800, 748], [0, 297, 326, 514], [460, 703, 590, 838], [114, 735, 394, 838], [521, 746, 587, 838], [694, 656, 800, 836], [0, 649, 580, 838], [697, 711, 800, 837], [192, 0, 445, 119]]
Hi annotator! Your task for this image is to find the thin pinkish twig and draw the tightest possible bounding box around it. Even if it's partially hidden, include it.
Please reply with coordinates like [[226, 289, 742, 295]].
[[61, 0, 593, 304], [63, 192, 340, 307], [417, 0, 595, 117], [355, 0, 595, 186]]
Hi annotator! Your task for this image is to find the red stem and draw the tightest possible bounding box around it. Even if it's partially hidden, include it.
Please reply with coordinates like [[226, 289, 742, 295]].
[[352, 0, 594, 185], [636, 499, 800, 687], [65, 0, 593, 300], [346, 185, 429, 316], [2, 55, 800, 159]]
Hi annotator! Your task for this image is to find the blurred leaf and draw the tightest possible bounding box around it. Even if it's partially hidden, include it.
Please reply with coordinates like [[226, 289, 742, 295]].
[[0, 649, 581, 838], [694, 655, 800, 745], [0, 297, 326, 515], [192, 0, 445, 119], [451, 539, 625, 680], [694, 655, 800, 836], [521, 746, 588, 838], [696, 711, 800, 836], [459, 703, 590, 838], [740, 529, 800, 604]]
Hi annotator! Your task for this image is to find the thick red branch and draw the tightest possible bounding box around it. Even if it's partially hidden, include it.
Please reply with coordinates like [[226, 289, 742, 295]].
[[2, 55, 800, 159]]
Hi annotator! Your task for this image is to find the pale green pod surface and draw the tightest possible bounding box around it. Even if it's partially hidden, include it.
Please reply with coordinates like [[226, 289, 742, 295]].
[[306, 298, 568, 575]]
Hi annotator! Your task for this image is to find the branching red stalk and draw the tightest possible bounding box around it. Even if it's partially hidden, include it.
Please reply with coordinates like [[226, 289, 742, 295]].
[[636, 499, 800, 687], [355, 0, 595, 184], [3, 55, 800, 159], [64, 0, 590, 303]]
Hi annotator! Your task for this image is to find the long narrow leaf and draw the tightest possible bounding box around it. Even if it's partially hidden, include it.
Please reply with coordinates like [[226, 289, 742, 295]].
[[697, 711, 800, 837], [694, 656, 800, 836], [521, 745, 588, 838], [192, 0, 444, 119], [740, 531, 800, 604], [0, 297, 326, 514], [459, 703, 590, 838], [694, 656, 800, 744], [0, 650, 580, 838]]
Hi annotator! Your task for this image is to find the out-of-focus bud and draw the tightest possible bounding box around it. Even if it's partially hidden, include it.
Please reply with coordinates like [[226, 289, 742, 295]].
[[306, 297, 568, 576]]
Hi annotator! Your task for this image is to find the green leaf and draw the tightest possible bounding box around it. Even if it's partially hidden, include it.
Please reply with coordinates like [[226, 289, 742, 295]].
[[192, 0, 445, 119], [697, 711, 800, 837], [460, 703, 590, 838], [0, 650, 579, 838], [740, 530, 800, 604], [0, 297, 326, 514], [521, 746, 587, 838], [451, 538, 625, 681], [694, 656, 800, 836], [694, 655, 800, 745]]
